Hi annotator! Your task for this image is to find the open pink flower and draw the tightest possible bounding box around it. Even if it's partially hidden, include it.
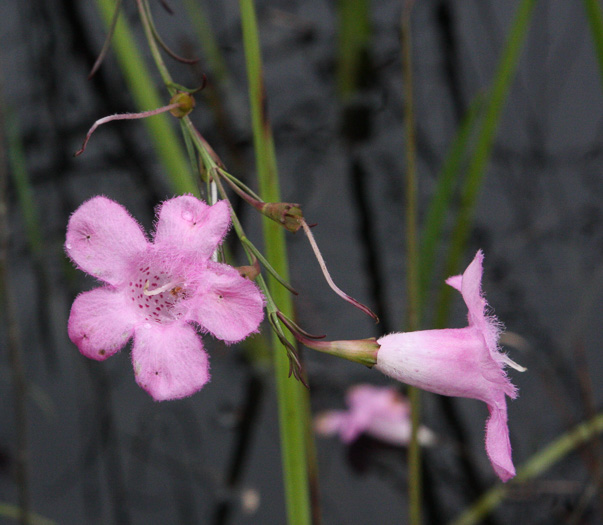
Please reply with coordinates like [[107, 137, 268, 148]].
[[66, 195, 264, 401], [315, 384, 435, 447], [375, 250, 523, 482]]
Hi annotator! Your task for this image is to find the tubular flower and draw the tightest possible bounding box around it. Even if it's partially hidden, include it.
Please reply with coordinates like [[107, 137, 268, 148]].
[[65, 195, 264, 401], [375, 250, 524, 482], [315, 384, 436, 447]]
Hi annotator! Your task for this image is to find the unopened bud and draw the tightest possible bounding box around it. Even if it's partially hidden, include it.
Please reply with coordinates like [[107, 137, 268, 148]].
[[169, 92, 196, 118], [261, 202, 303, 233], [236, 260, 261, 281]]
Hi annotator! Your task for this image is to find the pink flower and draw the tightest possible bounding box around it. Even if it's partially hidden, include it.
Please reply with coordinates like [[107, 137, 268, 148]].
[[65, 195, 264, 401], [315, 384, 435, 447], [375, 250, 523, 482]]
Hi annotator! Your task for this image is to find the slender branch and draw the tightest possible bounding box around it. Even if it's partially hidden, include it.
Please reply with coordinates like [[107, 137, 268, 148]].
[[300, 220, 377, 321], [74, 103, 181, 156], [401, 3, 421, 525], [88, 0, 123, 78]]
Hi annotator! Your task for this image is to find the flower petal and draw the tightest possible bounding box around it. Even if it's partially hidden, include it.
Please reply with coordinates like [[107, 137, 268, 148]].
[[154, 196, 231, 259], [376, 329, 516, 401], [66, 196, 148, 285], [131, 322, 210, 401], [68, 287, 137, 361], [314, 411, 349, 437], [445, 250, 486, 325], [446, 250, 504, 364], [485, 395, 516, 482], [190, 263, 264, 343], [376, 329, 516, 479], [445, 274, 462, 292]]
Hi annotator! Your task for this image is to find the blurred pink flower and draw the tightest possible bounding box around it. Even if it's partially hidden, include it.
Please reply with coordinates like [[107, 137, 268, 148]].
[[315, 384, 436, 446], [65, 195, 264, 401], [376, 250, 524, 482]]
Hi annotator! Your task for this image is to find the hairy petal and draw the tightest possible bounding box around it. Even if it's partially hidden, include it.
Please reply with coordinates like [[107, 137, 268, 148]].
[[68, 287, 137, 361], [132, 322, 210, 401], [154, 196, 231, 259], [66, 196, 148, 285], [446, 250, 505, 367], [191, 263, 264, 343], [485, 396, 516, 482], [376, 329, 516, 480]]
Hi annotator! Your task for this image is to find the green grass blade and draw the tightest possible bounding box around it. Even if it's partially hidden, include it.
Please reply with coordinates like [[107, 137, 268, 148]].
[[450, 412, 603, 525], [5, 111, 43, 257], [419, 96, 484, 312], [0, 504, 56, 525], [583, 0, 603, 84], [93, 0, 197, 195], [435, 0, 537, 328], [182, 0, 231, 90], [337, 0, 371, 101], [238, 2, 315, 524]]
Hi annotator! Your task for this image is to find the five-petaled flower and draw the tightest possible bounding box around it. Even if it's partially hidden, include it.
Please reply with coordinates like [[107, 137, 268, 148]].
[[376, 250, 524, 482], [65, 195, 264, 401], [315, 384, 436, 447]]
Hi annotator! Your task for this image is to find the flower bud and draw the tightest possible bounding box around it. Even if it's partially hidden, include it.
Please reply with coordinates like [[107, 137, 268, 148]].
[[261, 202, 303, 233], [235, 259, 261, 281], [169, 92, 196, 118]]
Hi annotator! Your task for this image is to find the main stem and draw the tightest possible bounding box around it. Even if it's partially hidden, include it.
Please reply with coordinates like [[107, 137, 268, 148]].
[[402, 2, 421, 524], [239, 2, 315, 524]]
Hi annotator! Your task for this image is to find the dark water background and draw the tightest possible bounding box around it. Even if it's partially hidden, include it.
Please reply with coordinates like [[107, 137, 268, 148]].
[[1, 1, 602, 524]]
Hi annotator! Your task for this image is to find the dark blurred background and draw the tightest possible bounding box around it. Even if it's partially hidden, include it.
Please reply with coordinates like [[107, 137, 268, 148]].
[[0, 1, 602, 524]]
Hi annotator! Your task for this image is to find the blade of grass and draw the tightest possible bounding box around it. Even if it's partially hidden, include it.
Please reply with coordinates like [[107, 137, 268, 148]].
[[0, 504, 56, 525], [434, 0, 537, 328], [182, 0, 231, 91], [418, 95, 485, 314], [0, 71, 30, 525], [5, 107, 59, 371], [5, 111, 43, 258], [93, 0, 198, 195], [336, 0, 371, 101], [238, 2, 316, 524], [450, 412, 603, 525], [583, 0, 603, 83]]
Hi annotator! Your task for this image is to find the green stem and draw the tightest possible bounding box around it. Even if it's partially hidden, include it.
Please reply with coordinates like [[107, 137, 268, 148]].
[[583, 0, 603, 85], [93, 0, 197, 195], [238, 1, 316, 524], [434, 0, 537, 328], [450, 412, 603, 525], [401, 3, 421, 524], [336, 0, 371, 101]]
